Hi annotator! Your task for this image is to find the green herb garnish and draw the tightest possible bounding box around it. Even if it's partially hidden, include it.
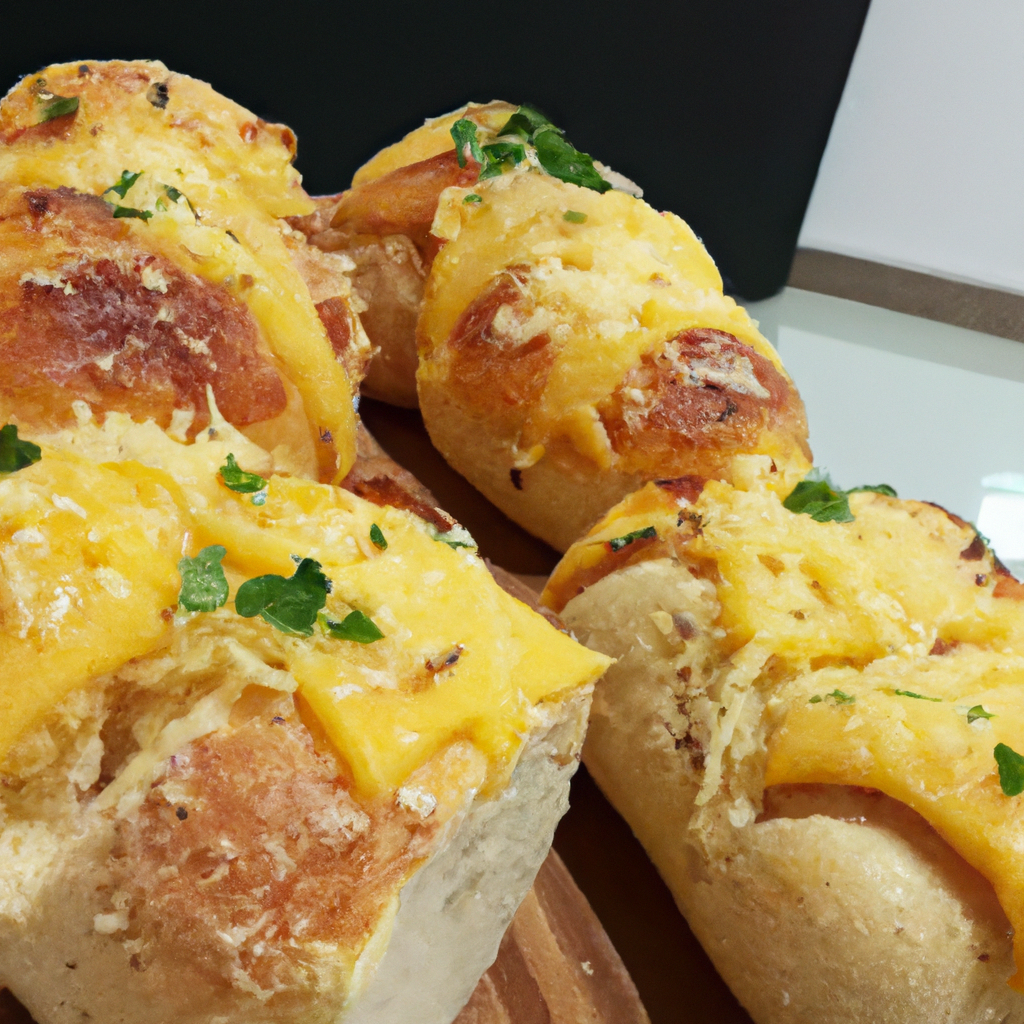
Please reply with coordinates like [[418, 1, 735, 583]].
[[319, 609, 384, 644], [0, 424, 42, 473], [809, 689, 856, 705], [38, 95, 79, 123], [463, 193, 483, 204], [234, 557, 331, 636], [451, 118, 484, 168], [784, 472, 897, 524], [532, 125, 611, 192], [968, 705, 996, 724], [111, 206, 152, 221], [177, 545, 229, 613], [563, 210, 587, 223], [497, 104, 553, 140], [894, 689, 942, 702], [995, 743, 1024, 796], [428, 523, 477, 550], [219, 453, 267, 495], [607, 526, 657, 552], [478, 141, 526, 180], [104, 170, 143, 200], [370, 524, 387, 550]]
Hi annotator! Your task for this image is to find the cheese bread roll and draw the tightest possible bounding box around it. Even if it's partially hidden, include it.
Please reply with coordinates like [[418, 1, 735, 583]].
[[543, 462, 1024, 1024], [0, 61, 369, 481], [297, 102, 516, 407], [0, 414, 609, 1024], [419, 167, 811, 551]]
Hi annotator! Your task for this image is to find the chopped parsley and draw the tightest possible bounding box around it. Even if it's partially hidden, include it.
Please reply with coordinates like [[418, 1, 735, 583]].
[[234, 557, 331, 637], [319, 609, 384, 644], [809, 689, 855, 705], [968, 705, 996, 724], [894, 689, 942, 702], [369, 524, 388, 550], [463, 193, 483, 204], [0, 424, 42, 473], [995, 743, 1024, 796], [219, 453, 267, 495], [38, 95, 79, 123], [563, 210, 587, 223], [607, 526, 657, 552], [784, 472, 897, 524], [177, 545, 229, 613], [111, 206, 152, 221], [428, 523, 477, 550], [451, 118, 484, 168], [478, 141, 526, 179], [104, 170, 143, 199]]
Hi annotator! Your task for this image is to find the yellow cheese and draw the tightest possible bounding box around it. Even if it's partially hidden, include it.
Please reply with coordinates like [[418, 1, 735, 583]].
[[0, 428, 610, 798], [0, 450, 185, 757], [0, 61, 356, 478], [421, 171, 786, 466], [547, 463, 1024, 986]]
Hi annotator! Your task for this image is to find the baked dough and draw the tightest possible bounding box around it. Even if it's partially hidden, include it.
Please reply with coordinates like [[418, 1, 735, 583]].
[[544, 463, 1024, 1023]]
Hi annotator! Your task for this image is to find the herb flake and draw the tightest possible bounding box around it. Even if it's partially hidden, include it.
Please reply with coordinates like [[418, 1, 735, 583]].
[[0, 424, 42, 473], [450, 118, 484, 168], [607, 526, 657, 552], [894, 689, 942, 702], [39, 95, 79, 123], [809, 689, 856, 705], [463, 193, 483, 204], [784, 472, 897, 524], [369, 524, 387, 550], [320, 609, 384, 644], [563, 210, 587, 223], [104, 170, 143, 200], [968, 705, 996, 724], [177, 546, 229, 613], [219, 453, 267, 495], [995, 743, 1024, 796], [235, 557, 331, 636]]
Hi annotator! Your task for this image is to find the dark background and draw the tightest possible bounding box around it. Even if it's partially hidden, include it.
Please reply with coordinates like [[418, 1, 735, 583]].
[[0, 0, 869, 300]]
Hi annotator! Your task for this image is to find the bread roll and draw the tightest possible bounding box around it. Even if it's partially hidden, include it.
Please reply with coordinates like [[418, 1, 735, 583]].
[[0, 60, 369, 481], [0, 410, 609, 1024], [543, 460, 1024, 1023]]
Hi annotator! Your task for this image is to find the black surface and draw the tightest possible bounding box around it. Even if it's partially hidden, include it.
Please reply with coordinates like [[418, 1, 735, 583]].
[[0, 0, 868, 300]]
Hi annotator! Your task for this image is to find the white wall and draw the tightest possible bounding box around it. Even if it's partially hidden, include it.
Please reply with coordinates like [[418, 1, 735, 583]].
[[798, 0, 1024, 295]]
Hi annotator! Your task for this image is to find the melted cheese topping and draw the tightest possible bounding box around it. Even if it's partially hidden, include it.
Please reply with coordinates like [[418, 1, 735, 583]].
[[545, 462, 1024, 987], [420, 171, 789, 470], [0, 61, 357, 479], [1, 419, 609, 799]]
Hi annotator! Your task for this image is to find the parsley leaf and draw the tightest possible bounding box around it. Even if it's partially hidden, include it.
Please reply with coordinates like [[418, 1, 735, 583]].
[[809, 689, 856, 705], [607, 526, 657, 552], [497, 104, 554, 140], [38, 95, 79, 123], [785, 472, 898, 524], [219, 453, 267, 494], [105, 170, 143, 200], [234, 557, 331, 636], [451, 119, 484, 168], [463, 193, 483, 204], [370, 524, 387, 550], [894, 689, 942, 702], [783, 474, 853, 523], [111, 206, 152, 221], [320, 609, 384, 644], [968, 705, 996, 724], [995, 743, 1024, 796], [177, 545, 229, 613], [478, 141, 526, 180], [532, 125, 612, 193], [0, 424, 42, 473], [563, 210, 587, 223]]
